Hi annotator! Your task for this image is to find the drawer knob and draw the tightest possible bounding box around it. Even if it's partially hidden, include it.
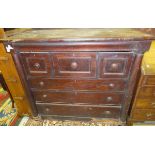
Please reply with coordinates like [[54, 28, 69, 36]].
[[71, 62, 78, 70], [103, 111, 111, 115], [34, 63, 40, 69], [39, 81, 44, 86], [43, 94, 47, 98], [109, 83, 115, 88], [45, 108, 50, 112], [111, 63, 119, 69], [106, 96, 113, 102]]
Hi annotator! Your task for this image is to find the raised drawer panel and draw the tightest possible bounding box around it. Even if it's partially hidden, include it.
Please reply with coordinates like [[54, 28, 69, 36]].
[[20, 53, 52, 77], [36, 104, 121, 118], [33, 91, 124, 106], [132, 109, 155, 121], [52, 52, 96, 78], [135, 98, 155, 109], [28, 78, 126, 91], [99, 52, 134, 78]]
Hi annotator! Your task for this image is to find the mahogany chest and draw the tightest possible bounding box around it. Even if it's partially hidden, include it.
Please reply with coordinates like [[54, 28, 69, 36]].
[[1, 29, 154, 122]]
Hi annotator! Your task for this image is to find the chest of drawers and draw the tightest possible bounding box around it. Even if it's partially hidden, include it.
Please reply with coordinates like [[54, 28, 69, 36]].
[[129, 43, 155, 123], [1, 29, 153, 122]]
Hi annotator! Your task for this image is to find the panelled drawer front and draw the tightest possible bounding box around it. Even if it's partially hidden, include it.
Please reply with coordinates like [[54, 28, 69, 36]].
[[138, 86, 155, 97], [52, 52, 96, 78], [142, 76, 155, 86], [132, 109, 155, 121], [135, 98, 155, 109], [99, 52, 134, 78], [29, 78, 126, 91], [36, 104, 121, 118], [20, 53, 52, 77], [33, 91, 124, 106]]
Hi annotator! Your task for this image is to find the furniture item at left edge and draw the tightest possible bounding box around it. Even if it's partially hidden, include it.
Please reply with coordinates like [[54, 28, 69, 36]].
[[0, 42, 32, 116]]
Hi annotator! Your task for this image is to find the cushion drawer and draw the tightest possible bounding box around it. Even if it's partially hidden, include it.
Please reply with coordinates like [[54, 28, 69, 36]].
[[36, 104, 121, 118], [99, 52, 134, 78], [132, 109, 155, 121], [135, 98, 155, 109], [32, 91, 124, 106], [29, 78, 126, 91], [53, 52, 96, 78]]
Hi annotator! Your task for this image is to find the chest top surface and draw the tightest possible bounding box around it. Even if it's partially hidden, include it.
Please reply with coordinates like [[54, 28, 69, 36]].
[[1, 28, 155, 42]]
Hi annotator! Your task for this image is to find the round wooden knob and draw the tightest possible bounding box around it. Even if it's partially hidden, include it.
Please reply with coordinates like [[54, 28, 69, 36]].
[[45, 108, 50, 112], [39, 81, 44, 86], [111, 63, 119, 69], [104, 111, 111, 115], [106, 96, 113, 102], [43, 94, 47, 98], [71, 62, 78, 70], [34, 63, 40, 69], [109, 83, 115, 88]]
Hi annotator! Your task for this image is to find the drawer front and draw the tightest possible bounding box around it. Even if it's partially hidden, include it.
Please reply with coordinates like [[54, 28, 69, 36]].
[[36, 104, 121, 118], [33, 91, 124, 106], [29, 78, 126, 91], [142, 76, 155, 86], [99, 52, 134, 78], [135, 98, 155, 109], [20, 53, 52, 77], [52, 52, 96, 78], [138, 86, 155, 97], [132, 109, 155, 121]]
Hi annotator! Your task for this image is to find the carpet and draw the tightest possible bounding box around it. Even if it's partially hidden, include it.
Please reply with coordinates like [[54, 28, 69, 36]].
[[16, 116, 124, 126], [0, 86, 17, 126]]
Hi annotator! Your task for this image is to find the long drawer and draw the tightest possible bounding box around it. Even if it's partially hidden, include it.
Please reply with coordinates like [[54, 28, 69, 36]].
[[32, 91, 124, 106], [138, 86, 155, 97], [28, 78, 126, 91], [132, 109, 155, 121], [135, 97, 155, 109], [36, 103, 121, 118]]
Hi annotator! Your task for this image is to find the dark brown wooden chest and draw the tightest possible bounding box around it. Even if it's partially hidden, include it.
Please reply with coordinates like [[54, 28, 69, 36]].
[[3, 29, 152, 122]]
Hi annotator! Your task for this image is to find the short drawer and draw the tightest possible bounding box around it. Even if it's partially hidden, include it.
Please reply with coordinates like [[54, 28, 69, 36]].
[[32, 91, 124, 106], [20, 53, 52, 77], [36, 104, 121, 118], [132, 109, 155, 121], [138, 86, 155, 97], [135, 98, 155, 109], [52, 52, 96, 78], [29, 78, 126, 91], [142, 76, 155, 86], [99, 52, 134, 78]]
